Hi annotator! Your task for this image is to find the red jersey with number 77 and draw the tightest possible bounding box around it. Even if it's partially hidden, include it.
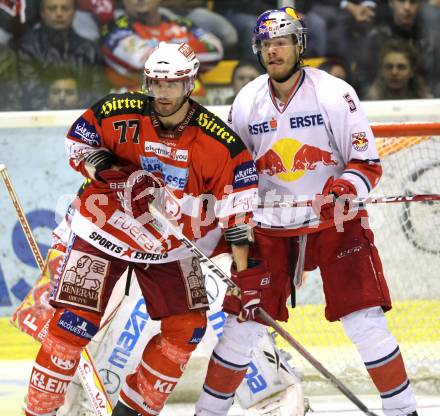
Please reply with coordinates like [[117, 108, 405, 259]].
[[65, 91, 258, 263]]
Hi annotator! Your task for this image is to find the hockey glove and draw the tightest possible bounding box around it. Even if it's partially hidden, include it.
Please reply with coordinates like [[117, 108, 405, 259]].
[[98, 165, 160, 221], [223, 259, 271, 323], [314, 176, 357, 221], [84, 149, 114, 179]]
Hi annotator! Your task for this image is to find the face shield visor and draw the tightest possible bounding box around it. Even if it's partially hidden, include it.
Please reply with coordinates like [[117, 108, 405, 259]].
[[143, 77, 195, 99]]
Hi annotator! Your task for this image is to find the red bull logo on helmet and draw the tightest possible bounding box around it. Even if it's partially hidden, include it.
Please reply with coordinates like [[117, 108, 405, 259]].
[[256, 138, 338, 182], [259, 19, 279, 34]]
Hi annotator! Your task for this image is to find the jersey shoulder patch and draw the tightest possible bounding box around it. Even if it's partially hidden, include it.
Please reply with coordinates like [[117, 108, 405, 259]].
[[191, 104, 246, 158], [91, 91, 149, 122]]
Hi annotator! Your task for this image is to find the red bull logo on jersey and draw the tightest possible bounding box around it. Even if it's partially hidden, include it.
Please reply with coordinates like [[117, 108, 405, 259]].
[[352, 132, 368, 151], [292, 144, 338, 171], [256, 138, 338, 182]]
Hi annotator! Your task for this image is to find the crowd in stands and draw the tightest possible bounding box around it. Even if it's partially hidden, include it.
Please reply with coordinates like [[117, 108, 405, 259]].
[[0, 0, 439, 111]]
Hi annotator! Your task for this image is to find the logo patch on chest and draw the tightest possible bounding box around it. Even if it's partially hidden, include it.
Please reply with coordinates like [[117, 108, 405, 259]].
[[140, 156, 188, 190]]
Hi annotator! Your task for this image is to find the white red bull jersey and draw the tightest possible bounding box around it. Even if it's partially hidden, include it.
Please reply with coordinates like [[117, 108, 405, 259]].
[[228, 67, 382, 233], [66, 92, 257, 263]]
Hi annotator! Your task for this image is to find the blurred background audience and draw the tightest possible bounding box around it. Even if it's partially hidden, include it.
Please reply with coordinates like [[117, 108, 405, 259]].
[[318, 56, 352, 83], [12, 0, 106, 110], [0, 43, 22, 110], [364, 39, 432, 100], [44, 66, 83, 109], [355, 0, 440, 96], [0, 0, 439, 110], [100, 0, 223, 96], [225, 60, 262, 105]]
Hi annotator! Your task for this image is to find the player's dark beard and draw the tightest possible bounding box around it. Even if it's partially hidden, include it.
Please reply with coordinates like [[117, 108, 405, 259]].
[[272, 61, 301, 83], [259, 52, 302, 84], [153, 96, 187, 117], [271, 50, 302, 83]]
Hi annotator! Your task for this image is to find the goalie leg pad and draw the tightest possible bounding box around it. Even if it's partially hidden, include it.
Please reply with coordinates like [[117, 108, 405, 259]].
[[341, 307, 417, 416], [25, 307, 100, 415], [120, 311, 207, 415], [195, 315, 266, 416]]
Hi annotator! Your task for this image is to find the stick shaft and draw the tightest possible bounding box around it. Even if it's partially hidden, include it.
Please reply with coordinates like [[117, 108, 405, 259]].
[[0, 164, 112, 415], [258, 193, 440, 209], [0, 167, 45, 271]]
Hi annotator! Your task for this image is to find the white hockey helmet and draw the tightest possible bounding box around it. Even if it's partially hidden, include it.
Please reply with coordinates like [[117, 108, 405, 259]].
[[143, 42, 200, 98]]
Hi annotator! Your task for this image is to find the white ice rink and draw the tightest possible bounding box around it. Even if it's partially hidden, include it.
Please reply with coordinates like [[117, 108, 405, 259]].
[[2, 361, 439, 416]]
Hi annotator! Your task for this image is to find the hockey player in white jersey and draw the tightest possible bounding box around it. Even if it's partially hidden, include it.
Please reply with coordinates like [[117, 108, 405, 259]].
[[195, 7, 418, 416]]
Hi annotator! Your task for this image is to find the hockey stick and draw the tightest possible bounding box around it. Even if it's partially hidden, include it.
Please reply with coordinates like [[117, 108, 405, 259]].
[[148, 203, 379, 416], [0, 163, 113, 416], [257, 193, 440, 209]]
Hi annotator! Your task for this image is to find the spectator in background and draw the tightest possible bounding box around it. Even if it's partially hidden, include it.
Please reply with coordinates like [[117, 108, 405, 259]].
[[211, 1, 275, 60], [292, 0, 328, 57], [0, 43, 22, 110], [0, 0, 40, 44], [364, 39, 432, 100], [210, 1, 327, 59], [356, 0, 440, 96], [318, 56, 352, 84], [14, 0, 106, 110], [73, 0, 118, 42], [225, 60, 262, 105], [158, 1, 239, 59], [44, 67, 83, 109], [306, 0, 380, 62], [420, 0, 440, 34], [100, 0, 223, 93]]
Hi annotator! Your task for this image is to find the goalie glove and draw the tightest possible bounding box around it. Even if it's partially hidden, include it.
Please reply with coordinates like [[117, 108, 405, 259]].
[[223, 259, 271, 323]]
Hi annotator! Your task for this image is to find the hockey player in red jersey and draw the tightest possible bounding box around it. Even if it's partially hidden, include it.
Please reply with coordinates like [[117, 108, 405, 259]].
[[24, 41, 261, 416], [195, 7, 418, 416]]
